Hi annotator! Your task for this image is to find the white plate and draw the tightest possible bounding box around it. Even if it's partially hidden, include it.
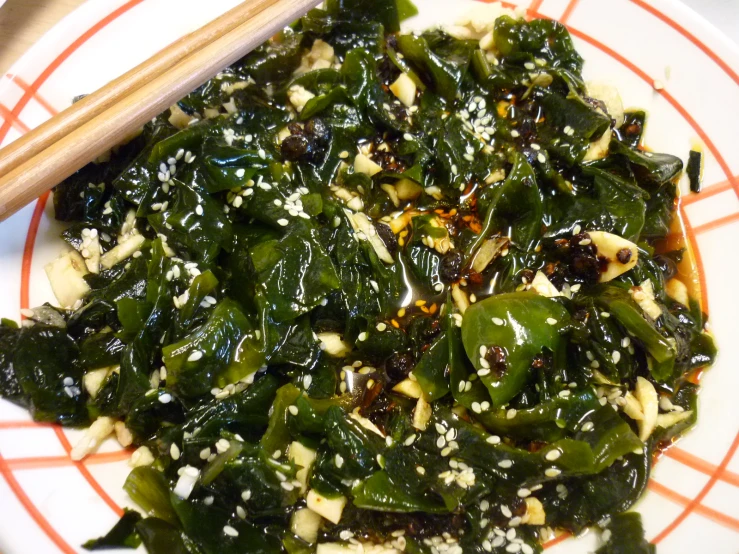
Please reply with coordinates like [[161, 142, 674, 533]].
[[0, 0, 737, 552]]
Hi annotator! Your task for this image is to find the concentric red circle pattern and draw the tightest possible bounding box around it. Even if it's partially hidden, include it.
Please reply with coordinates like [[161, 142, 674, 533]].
[[0, 0, 737, 552]]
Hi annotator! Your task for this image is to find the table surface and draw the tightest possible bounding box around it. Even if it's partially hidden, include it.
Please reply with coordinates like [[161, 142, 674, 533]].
[[0, 0, 737, 77]]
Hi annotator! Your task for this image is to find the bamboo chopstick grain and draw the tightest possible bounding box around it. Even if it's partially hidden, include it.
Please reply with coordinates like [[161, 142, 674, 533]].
[[0, 0, 321, 220]]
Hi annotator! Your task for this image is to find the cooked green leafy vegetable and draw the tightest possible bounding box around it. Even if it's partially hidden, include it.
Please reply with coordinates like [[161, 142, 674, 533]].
[[0, 2, 716, 553]]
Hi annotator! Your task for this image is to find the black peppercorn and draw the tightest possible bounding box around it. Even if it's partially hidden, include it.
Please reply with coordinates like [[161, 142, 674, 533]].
[[439, 252, 463, 283], [385, 352, 415, 382]]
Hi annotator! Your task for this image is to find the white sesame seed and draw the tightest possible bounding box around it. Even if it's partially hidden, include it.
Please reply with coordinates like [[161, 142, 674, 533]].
[[416, 466, 426, 475], [546, 318, 558, 325], [545, 468, 561, 477], [581, 421, 594, 432], [302, 375, 312, 389], [404, 434, 416, 446], [486, 435, 501, 445], [612, 350, 621, 364], [158, 393, 172, 404], [187, 350, 203, 362], [170, 443, 180, 460], [558, 390, 571, 398], [546, 449, 561, 461], [492, 317, 505, 326], [510, 129, 520, 137], [537, 153, 546, 164], [501, 505, 513, 518], [335, 453, 344, 468], [471, 402, 482, 414], [435, 423, 446, 434], [506, 409, 517, 419], [236, 506, 247, 519], [223, 525, 239, 537], [573, 224, 582, 235], [517, 488, 531, 498], [498, 459, 513, 469], [277, 218, 289, 227], [195, 205, 204, 216], [288, 405, 299, 416], [241, 490, 252, 502]]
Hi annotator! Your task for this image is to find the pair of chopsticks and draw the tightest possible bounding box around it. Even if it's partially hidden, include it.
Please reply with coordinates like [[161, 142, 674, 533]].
[[0, 0, 322, 221]]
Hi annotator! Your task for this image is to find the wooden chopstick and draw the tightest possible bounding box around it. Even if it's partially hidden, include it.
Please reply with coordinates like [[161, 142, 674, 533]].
[[0, 0, 321, 221], [0, 0, 284, 180]]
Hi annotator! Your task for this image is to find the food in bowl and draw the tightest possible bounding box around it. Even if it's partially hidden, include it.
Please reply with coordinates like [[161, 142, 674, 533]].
[[0, 1, 716, 552]]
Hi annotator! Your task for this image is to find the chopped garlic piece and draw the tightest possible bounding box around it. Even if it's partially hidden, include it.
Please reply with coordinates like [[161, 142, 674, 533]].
[[317, 332, 352, 357], [583, 128, 612, 161], [389, 73, 417, 107], [471, 238, 506, 273], [83, 366, 116, 398], [630, 280, 662, 320], [45, 250, 90, 309], [530, 271, 562, 298], [129, 446, 155, 468], [388, 211, 414, 234], [354, 153, 383, 176], [586, 81, 625, 127], [289, 441, 317, 493], [307, 490, 347, 524], [412, 397, 432, 430], [451, 284, 470, 315], [635, 377, 658, 441], [291, 508, 322, 543], [525, 497, 546, 526], [168, 104, 196, 129], [345, 210, 394, 264], [392, 378, 423, 399], [114, 421, 133, 448], [666, 278, 690, 307], [288, 85, 315, 113], [656, 410, 693, 428], [395, 178, 422, 200], [349, 412, 385, 438], [381, 184, 400, 207], [71, 416, 115, 461], [445, 3, 515, 41], [588, 231, 639, 282], [296, 40, 337, 75], [621, 391, 644, 421], [100, 234, 145, 269]]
